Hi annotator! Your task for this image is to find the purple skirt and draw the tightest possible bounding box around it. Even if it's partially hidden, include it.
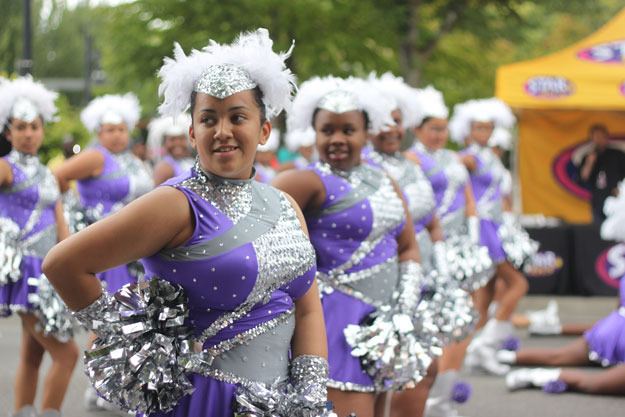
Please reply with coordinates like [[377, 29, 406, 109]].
[[479, 219, 506, 265], [322, 289, 376, 391], [0, 255, 41, 317], [145, 373, 237, 417], [584, 308, 625, 366], [98, 264, 137, 295]]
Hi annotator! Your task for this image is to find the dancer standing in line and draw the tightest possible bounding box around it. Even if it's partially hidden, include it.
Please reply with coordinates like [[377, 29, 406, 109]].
[[407, 87, 493, 417], [43, 29, 332, 417], [274, 76, 432, 417], [0, 76, 79, 417], [363, 74, 476, 417], [254, 127, 280, 183], [501, 180, 625, 396], [284, 127, 317, 170], [448, 99, 534, 374], [147, 113, 195, 184]]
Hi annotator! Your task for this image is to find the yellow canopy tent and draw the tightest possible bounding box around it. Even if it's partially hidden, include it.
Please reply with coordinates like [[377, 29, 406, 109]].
[[496, 8, 625, 223]]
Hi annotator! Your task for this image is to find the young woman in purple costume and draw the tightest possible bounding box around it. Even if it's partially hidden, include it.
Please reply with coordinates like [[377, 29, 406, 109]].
[[449, 99, 530, 374], [43, 30, 331, 417], [406, 86, 494, 417], [148, 114, 195, 184], [54, 93, 153, 295], [0, 77, 79, 417], [274, 76, 427, 417], [501, 181, 625, 396]]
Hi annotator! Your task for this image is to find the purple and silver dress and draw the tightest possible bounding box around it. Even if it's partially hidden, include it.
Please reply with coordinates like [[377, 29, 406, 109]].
[[306, 161, 406, 392], [584, 275, 625, 366], [160, 155, 194, 181], [77, 145, 153, 294], [141, 165, 317, 416], [363, 148, 436, 271], [0, 151, 58, 314], [409, 142, 493, 291]]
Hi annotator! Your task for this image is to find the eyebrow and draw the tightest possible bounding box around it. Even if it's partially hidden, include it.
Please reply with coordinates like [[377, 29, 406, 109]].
[[199, 105, 248, 113]]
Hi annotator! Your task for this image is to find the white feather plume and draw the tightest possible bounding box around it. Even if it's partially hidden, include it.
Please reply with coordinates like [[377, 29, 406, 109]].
[[287, 76, 395, 135], [411, 85, 448, 127], [367, 72, 420, 129], [158, 28, 296, 119], [488, 127, 513, 150], [257, 128, 280, 152], [0, 75, 58, 128], [601, 181, 625, 242], [449, 98, 515, 144], [80, 93, 141, 133], [285, 127, 316, 151]]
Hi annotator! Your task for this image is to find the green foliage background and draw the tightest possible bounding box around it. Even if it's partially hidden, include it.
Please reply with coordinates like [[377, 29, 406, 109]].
[[0, 0, 623, 161]]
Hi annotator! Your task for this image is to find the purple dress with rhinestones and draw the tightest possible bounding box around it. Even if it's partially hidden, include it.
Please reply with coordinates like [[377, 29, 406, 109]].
[[0, 151, 59, 316], [584, 275, 625, 366], [77, 145, 153, 293], [461, 144, 507, 264], [306, 161, 406, 392], [363, 147, 436, 270], [139, 165, 317, 416]]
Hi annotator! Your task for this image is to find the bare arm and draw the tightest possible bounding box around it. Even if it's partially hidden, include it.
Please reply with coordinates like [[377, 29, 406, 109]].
[[285, 194, 328, 359], [53, 149, 105, 193], [461, 154, 478, 172], [54, 200, 70, 242], [580, 153, 597, 182], [42, 186, 193, 310], [272, 169, 325, 214], [426, 215, 444, 242], [464, 183, 477, 217], [0, 159, 13, 187], [153, 160, 175, 185]]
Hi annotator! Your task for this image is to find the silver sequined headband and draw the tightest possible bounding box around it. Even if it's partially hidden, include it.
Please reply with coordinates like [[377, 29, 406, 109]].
[[194, 64, 257, 99], [316, 89, 360, 114]]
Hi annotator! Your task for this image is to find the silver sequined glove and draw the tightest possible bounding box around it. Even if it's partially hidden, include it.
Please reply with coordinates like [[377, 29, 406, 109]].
[[289, 355, 333, 417], [467, 216, 480, 245], [432, 241, 449, 277], [72, 291, 117, 336], [396, 260, 425, 317]]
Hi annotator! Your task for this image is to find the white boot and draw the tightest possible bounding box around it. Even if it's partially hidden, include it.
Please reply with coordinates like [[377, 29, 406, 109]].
[[496, 349, 517, 364], [506, 368, 561, 391], [528, 301, 562, 335], [83, 387, 103, 411], [424, 371, 467, 417], [465, 339, 510, 375], [12, 406, 38, 417], [480, 318, 515, 348]]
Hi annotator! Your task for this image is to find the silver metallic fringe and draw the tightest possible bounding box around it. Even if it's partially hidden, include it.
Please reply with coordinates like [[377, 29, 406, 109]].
[[29, 274, 76, 342], [498, 215, 539, 269], [0, 218, 22, 285]]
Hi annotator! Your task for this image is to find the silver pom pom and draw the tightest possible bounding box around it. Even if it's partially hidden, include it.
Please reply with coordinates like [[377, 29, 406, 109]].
[[28, 274, 76, 342], [0, 217, 22, 285], [81, 278, 194, 414], [443, 233, 494, 292], [344, 305, 432, 391], [498, 215, 539, 269]]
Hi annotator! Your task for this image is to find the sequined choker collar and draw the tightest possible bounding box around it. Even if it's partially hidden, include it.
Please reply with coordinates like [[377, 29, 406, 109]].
[[7, 149, 39, 166], [415, 141, 436, 156], [317, 160, 367, 182], [193, 159, 256, 186]]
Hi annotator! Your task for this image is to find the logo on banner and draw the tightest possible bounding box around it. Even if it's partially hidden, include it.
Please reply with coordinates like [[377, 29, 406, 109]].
[[552, 137, 625, 200], [524, 251, 564, 278], [577, 40, 625, 63], [620, 81, 625, 96], [525, 76, 574, 98], [595, 243, 625, 288]]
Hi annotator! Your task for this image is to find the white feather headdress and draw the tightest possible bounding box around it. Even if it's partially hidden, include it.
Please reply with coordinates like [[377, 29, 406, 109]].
[[601, 181, 625, 242], [489, 127, 513, 150], [257, 128, 280, 152], [449, 97, 515, 144], [288, 76, 395, 135], [0, 75, 58, 128], [367, 72, 420, 129], [158, 28, 296, 119], [285, 127, 316, 151], [411, 86, 449, 127], [147, 113, 191, 157], [80, 93, 141, 133]]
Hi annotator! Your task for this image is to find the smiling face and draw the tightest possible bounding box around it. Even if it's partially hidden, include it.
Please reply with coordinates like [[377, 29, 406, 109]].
[[5, 117, 44, 155], [314, 109, 367, 171], [190, 90, 270, 179], [371, 108, 403, 155], [469, 120, 495, 146], [164, 134, 191, 159], [415, 117, 448, 151], [98, 122, 130, 154]]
